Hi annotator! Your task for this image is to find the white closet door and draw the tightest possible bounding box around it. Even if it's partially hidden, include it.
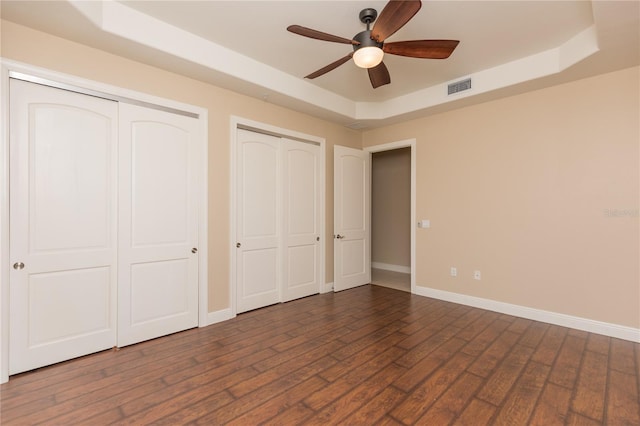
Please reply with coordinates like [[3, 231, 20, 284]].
[[236, 129, 281, 313], [117, 103, 199, 347], [9, 80, 118, 374], [334, 145, 371, 292], [282, 139, 321, 302]]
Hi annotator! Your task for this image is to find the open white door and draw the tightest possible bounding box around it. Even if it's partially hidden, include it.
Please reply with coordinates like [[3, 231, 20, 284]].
[[334, 145, 371, 291], [117, 103, 199, 347], [9, 80, 118, 374]]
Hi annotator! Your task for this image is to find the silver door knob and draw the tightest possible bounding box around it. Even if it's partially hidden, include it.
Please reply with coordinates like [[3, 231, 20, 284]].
[[13, 262, 25, 270], [335, 234, 344, 239], [191, 248, 198, 254]]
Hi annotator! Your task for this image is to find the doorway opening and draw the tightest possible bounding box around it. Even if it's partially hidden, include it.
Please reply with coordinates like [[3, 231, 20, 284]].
[[371, 147, 411, 292], [365, 139, 416, 294]]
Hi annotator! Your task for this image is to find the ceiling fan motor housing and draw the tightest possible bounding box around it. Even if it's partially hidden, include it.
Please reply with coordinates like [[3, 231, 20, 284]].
[[353, 30, 383, 52]]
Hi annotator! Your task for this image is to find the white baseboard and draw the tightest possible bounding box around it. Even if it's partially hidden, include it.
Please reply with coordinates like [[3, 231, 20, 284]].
[[320, 282, 334, 293], [372, 262, 411, 274], [413, 286, 640, 343], [205, 308, 235, 326]]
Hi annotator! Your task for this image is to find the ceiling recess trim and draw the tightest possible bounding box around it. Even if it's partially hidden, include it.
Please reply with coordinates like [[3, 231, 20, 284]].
[[69, 0, 602, 124]]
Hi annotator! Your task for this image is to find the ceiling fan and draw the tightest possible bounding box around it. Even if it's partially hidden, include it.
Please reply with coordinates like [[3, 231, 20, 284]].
[[287, 0, 459, 89]]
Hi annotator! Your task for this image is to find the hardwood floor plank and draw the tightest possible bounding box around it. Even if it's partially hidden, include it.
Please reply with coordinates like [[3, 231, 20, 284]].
[[518, 321, 549, 349], [460, 318, 511, 357], [610, 337, 637, 375], [396, 303, 452, 338], [227, 340, 344, 399], [454, 310, 500, 342], [453, 398, 497, 426], [571, 349, 608, 421], [606, 369, 640, 425], [343, 386, 407, 424], [225, 376, 328, 425], [330, 320, 407, 362], [163, 346, 277, 386], [466, 330, 520, 378], [394, 323, 462, 369], [390, 351, 475, 424], [261, 402, 316, 425], [507, 317, 533, 334], [118, 388, 234, 426], [195, 355, 339, 424], [415, 372, 484, 424], [492, 360, 550, 425], [476, 343, 534, 406], [548, 334, 586, 388], [319, 332, 407, 382], [586, 332, 611, 355], [2, 286, 638, 426], [565, 411, 602, 425], [528, 382, 572, 425], [303, 363, 406, 425], [531, 324, 568, 366], [304, 346, 406, 411], [118, 366, 253, 420], [393, 336, 466, 392], [39, 380, 168, 425]]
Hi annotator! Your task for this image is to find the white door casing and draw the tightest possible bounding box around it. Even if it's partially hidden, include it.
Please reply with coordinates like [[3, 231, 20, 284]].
[[9, 80, 118, 374], [235, 129, 281, 313], [334, 145, 371, 292], [282, 139, 321, 302], [117, 103, 200, 347]]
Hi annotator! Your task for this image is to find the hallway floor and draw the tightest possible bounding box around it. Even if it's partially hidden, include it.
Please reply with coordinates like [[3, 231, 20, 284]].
[[371, 268, 410, 293]]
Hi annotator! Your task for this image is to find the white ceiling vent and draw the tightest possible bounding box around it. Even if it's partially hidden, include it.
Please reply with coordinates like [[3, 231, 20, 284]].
[[346, 122, 368, 130], [448, 78, 472, 95]]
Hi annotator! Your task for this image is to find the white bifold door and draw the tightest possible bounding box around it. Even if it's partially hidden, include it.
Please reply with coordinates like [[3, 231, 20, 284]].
[[235, 129, 321, 313], [9, 80, 199, 375]]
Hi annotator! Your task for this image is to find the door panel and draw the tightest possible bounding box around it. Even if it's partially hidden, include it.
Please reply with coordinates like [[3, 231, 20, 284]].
[[130, 122, 190, 246], [334, 145, 371, 291], [118, 103, 199, 347], [130, 260, 189, 324], [236, 129, 281, 313], [282, 140, 321, 301], [9, 79, 118, 374]]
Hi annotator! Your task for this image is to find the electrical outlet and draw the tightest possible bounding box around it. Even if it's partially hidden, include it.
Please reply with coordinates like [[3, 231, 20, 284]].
[[474, 270, 481, 280], [450, 267, 457, 277]]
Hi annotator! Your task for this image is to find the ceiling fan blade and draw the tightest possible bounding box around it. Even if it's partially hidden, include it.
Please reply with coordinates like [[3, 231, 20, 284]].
[[371, 0, 422, 43], [368, 62, 391, 89], [383, 40, 460, 59], [305, 53, 354, 79], [287, 25, 358, 45]]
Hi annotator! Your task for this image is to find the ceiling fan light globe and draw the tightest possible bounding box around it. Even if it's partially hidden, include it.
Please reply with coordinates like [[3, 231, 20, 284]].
[[353, 46, 384, 69]]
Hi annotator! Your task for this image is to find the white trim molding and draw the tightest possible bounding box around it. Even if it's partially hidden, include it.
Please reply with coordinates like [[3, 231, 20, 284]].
[[320, 282, 334, 294], [206, 308, 235, 326], [372, 262, 411, 274], [414, 285, 640, 343]]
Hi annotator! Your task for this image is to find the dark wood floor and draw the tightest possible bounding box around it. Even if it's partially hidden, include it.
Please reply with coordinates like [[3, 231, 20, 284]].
[[2, 285, 639, 425]]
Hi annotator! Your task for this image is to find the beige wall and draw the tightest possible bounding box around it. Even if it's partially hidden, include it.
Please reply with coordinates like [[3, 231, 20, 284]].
[[364, 66, 639, 328], [3, 20, 638, 329], [1, 21, 362, 312], [372, 148, 411, 268]]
